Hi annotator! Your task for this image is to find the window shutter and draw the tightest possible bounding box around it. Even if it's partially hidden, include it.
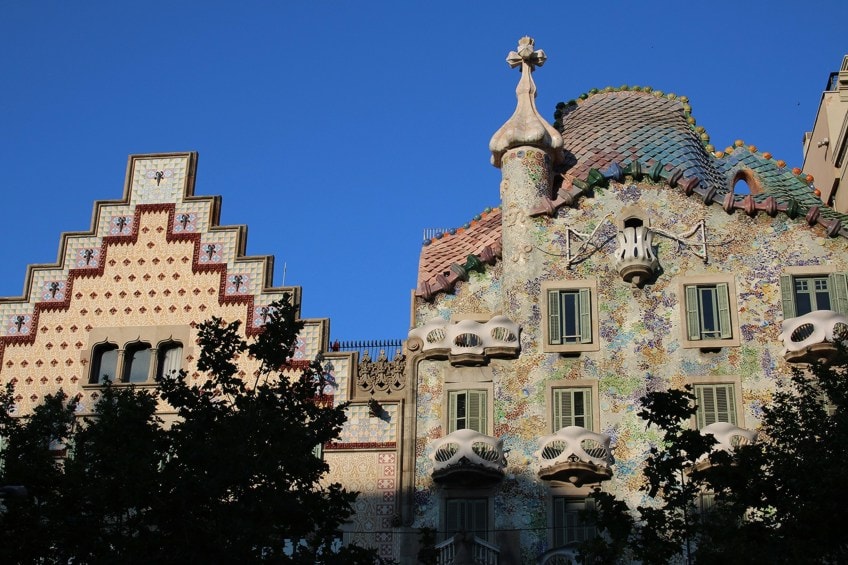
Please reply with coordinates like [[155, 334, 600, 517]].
[[552, 497, 566, 547], [780, 274, 796, 318], [695, 385, 710, 429], [829, 273, 848, 314], [715, 384, 736, 425], [553, 389, 564, 431], [449, 391, 458, 433], [716, 283, 732, 339], [548, 291, 561, 345], [686, 285, 701, 341], [467, 390, 486, 434], [696, 384, 736, 428], [446, 500, 460, 535], [578, 288, 592, 344], [471, 499, 487, 538]]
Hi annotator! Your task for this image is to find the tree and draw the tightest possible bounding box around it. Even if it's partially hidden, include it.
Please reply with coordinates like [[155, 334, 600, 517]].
[[0, 385, 77, 564], [0, 295, 382, 564], [587, 351, 848, 564], [150, 294, 368, 563]]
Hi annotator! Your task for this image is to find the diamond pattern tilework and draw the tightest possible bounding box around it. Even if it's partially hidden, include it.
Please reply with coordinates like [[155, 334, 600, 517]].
[[130, 156, 189, 205], [324, 451, 397, 559], [338, 404, 398, 444], [560, 91, 725, 192], [418, 208, 502, 290], [324, 356, 351, 403]]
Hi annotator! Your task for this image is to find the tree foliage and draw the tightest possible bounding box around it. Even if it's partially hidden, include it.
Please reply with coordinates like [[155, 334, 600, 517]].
[[0, 295, 381, 564], [587, 353, 848, 564]]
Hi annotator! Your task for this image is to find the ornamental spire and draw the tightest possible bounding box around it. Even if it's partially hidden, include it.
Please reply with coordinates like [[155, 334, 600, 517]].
[[489, 37, 563, 168]]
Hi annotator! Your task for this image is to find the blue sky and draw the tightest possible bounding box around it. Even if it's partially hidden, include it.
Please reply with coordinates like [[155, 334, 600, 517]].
[[1, 1, 846, 342]]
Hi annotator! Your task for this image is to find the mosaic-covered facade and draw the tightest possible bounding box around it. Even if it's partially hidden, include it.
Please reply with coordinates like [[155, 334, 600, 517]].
[[401, 39, 848, 563]]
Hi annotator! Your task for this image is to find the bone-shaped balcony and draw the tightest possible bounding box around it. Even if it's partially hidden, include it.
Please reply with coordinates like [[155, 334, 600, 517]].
[[693, 422, 757, 472], [779, 310, 848, 364], [430, 429, 507, 485], [536, 426, 613, 486], [408, 316, 520, 365]]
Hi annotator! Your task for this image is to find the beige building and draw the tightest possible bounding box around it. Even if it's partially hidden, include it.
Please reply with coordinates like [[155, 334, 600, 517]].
[[803, 55, 848, 212]]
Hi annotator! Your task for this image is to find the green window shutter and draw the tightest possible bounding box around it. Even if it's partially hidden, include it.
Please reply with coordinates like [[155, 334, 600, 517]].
[[578, 288, 592, 344], [695, 385, 710, 429], [716, 283, 732, 339], [829, 273, 848, 314], [780, 274, 796, 318], [471, 499, 488, 538], [548, 290, 562, 345], [696, 384, 736, 428], [715, 384, 736, 426], [686, 285, 701, 341], [553, 389, 564, 431], [446, 499, 460, 534], [467, 390, 486, 433], [552, 497, 566, 547], [449, 391, 459, 433]]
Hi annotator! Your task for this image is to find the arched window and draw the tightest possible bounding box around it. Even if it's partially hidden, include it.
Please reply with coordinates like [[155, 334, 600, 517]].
[[123, 342, 152, 383], [89, 342, 118, 384], [156, 341, 183, 379]]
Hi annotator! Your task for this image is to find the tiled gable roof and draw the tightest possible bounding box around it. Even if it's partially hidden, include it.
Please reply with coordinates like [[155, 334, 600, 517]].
[[416, 209, 502, 300]]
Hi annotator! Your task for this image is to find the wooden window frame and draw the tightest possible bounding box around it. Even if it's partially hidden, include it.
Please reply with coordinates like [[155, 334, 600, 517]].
[[780, 266, 848, 319], [541, 280, 600, 354], [678, 274, 740, 349], [547, 379, 599, 432], [686, 376, 743, 430]]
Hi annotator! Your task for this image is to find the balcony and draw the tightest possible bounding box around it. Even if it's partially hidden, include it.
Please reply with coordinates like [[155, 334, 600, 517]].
[[614, 225, 659, 287], [536, 427, 613, 486], [436, 533, 499, 565], [538, 545, 580, 565], [693, 422, 757, 473], [408, 316, 520, 366], [779, 310, 848, 364], [431, 429, 507, 485]]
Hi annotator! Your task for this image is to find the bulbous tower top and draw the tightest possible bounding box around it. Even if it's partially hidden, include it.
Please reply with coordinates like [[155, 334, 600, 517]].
[[489, 36, 563, 168]]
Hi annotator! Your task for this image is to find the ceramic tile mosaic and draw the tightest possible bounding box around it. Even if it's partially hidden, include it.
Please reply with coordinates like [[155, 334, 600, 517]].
[[337, 404, 398, 444], [129, 156, 190, 205], [412, 175, 848, 557], [324, 451, 397, 558]]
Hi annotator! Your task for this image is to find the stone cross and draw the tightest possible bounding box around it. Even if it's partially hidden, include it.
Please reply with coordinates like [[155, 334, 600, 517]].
[[506, 36, 546, 71]]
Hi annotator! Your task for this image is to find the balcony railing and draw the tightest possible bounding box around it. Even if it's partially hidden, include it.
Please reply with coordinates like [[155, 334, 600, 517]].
[[538, 545, 580, 565], [536, 426, 613, 486], [430, 429, 507, 484], [436, 534, 499, 565], [779, 310, 848, 364]]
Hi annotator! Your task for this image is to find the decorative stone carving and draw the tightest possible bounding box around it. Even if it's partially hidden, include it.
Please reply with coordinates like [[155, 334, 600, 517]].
[[407, 316, 520, 365], [614, 225, 659, 286], [489, 37, 563, 168], [430, 429, 507, 485], [536, 426, 614, 486], [356, 349, 406, 397], [779, 310, 848, 363]]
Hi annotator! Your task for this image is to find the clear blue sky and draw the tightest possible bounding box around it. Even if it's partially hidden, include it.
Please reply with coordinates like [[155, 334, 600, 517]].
[[1, 1, 846, 342]]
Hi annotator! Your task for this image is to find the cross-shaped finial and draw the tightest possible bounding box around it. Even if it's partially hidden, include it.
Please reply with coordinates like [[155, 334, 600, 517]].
[[506, 36, 546, 71]]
